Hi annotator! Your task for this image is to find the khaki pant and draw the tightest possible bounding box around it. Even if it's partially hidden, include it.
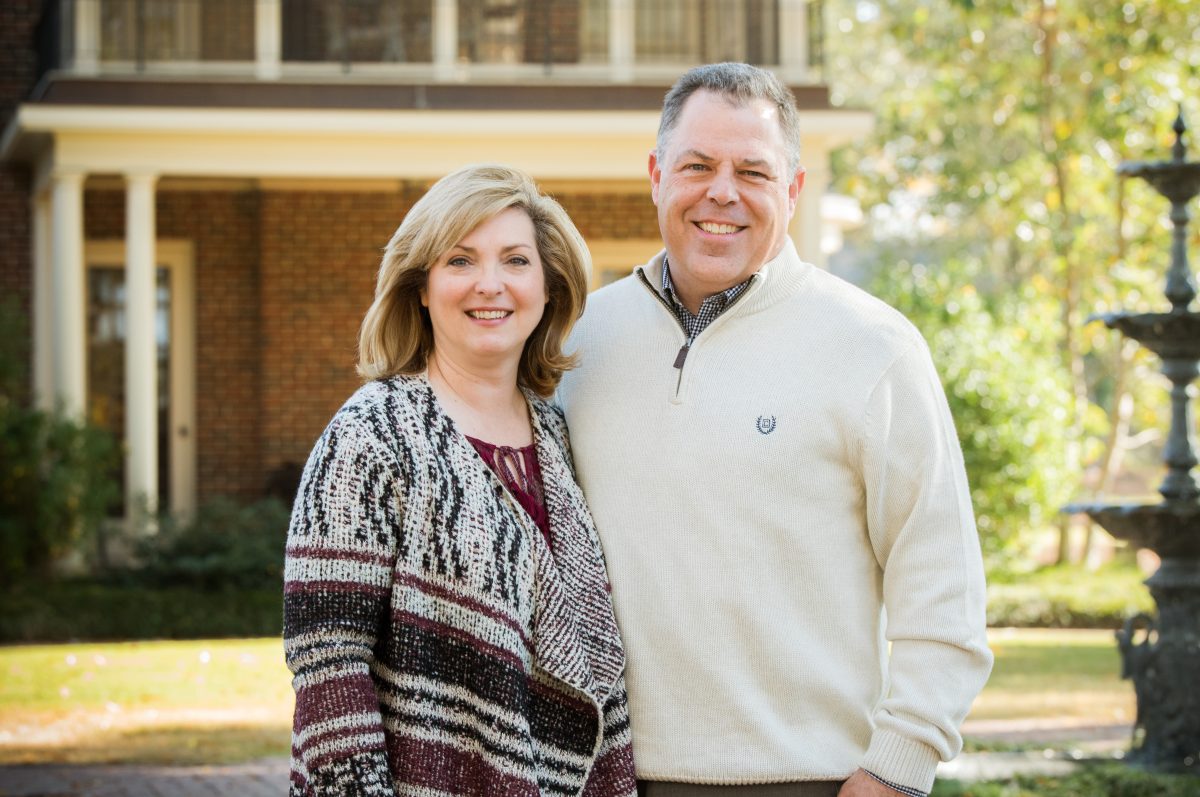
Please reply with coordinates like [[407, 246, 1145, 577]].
[[637, 781, 845, 797]]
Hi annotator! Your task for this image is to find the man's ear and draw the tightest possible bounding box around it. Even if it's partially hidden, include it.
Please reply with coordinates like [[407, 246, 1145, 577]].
[[788, 166, 806, 213], [648, 150, 662, 206]]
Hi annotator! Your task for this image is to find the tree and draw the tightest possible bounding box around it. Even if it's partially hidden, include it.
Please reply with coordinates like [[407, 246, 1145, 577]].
[[824, 0, 1200, 566], [869, 254, 1074, 569]]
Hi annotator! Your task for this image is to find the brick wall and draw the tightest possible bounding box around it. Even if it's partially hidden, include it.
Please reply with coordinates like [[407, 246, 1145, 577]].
[[83, 185, 655, 502], [0, 0, 42, 397], [555, 190, 659, 240], [85, 188, 265, 502], [258, 188, 424, 483]]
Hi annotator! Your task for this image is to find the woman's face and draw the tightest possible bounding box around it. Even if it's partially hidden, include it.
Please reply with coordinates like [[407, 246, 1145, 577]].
[[421, 207, 548, 374]]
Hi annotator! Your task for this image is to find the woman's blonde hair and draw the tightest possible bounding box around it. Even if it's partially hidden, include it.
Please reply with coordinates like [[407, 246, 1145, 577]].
[[357, 164, 590, 397]]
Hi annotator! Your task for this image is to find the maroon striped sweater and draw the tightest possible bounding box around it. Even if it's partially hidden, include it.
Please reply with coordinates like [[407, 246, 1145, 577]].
[[284, 375, 636, 796]]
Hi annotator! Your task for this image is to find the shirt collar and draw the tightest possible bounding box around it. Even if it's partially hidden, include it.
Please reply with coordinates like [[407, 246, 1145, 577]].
[[660, 257, 753, 313], [660, 256, 755, 341]]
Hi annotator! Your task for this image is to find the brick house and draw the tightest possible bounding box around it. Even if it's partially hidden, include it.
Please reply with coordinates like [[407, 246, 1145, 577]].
[[0, 0, 870, 520]]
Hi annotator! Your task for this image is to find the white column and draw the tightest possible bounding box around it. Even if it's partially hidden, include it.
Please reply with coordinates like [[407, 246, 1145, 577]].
[[433, 0, 457, 80], [255, 0, 282, 79], [50, 169, 87, 418], [790, 147, 830, 268], [32, 189, 55, 410], [608, 0, 634, 82], [778, 0, 808, 82], [124, 172, 159, 519], [73, 0, 101, 75]]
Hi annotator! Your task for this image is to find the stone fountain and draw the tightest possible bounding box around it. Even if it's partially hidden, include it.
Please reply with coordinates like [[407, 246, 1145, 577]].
[[1072, 110, 1200, 773]]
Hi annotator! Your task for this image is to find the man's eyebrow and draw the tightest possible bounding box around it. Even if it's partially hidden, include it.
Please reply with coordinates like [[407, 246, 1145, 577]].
[[680, 149, 714, 163], [678, 150, 773, 171]]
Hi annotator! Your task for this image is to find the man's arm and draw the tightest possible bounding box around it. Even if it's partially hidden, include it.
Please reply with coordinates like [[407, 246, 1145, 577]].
[[856, 338, 994, 794]]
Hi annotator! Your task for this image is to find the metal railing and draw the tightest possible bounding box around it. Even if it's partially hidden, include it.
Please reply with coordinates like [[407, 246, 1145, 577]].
[[38, 0, 824, 79]]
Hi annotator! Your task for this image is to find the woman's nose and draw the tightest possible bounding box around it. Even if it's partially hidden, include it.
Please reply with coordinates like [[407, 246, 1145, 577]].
[[474, 262, 504, 294]]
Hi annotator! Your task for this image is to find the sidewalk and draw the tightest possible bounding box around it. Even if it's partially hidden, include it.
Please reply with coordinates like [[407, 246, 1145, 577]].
[[0, 723, 1133, 797], [0, 759, 288, 797], [939, 718, 1131, 784]]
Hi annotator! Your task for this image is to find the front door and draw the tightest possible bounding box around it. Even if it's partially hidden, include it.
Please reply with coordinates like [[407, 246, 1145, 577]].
[[85, 240, 196, 517]]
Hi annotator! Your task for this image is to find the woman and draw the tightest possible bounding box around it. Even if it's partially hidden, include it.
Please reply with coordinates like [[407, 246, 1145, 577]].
[[283, 165, 636, 797]]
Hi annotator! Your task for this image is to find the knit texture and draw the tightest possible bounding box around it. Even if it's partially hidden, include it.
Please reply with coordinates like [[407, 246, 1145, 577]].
[[557, 240, 992, 793], [284, 375, 636, 797]]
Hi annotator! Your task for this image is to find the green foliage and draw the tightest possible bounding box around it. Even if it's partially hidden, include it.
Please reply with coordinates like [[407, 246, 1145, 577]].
[[870, 258, 1073, 567], [932, 763, 1200, 796], [0, 297, 120, 585], [825, 0, 1200, 567], [987, 563, 1155, 628], [0, 581, 282, 642], [133, 497, 290, 590]]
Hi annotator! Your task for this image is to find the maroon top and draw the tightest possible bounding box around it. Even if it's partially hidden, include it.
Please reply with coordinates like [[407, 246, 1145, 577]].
[[466, 436, 551, 547]]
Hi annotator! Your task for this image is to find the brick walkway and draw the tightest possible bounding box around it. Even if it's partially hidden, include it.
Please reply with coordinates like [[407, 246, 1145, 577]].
[[0, 723, 1133, 797], [0, 759, 288, 797]]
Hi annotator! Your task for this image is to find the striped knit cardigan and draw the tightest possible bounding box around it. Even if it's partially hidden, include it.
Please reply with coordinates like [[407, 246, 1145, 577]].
[[283, 374, 637, 797]]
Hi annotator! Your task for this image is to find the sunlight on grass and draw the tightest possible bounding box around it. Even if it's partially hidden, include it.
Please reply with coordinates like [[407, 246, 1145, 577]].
[[0, 638, 293, 765], [1, 629, 1140, 766], [969, 628, 1135, 724]]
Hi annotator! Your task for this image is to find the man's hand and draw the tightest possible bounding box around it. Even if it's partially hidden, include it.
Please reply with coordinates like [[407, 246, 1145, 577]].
[[837, 769, 909, 796]]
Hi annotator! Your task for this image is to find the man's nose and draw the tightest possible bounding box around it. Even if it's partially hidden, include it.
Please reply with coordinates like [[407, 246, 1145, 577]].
[[706, 168, 738, 205]]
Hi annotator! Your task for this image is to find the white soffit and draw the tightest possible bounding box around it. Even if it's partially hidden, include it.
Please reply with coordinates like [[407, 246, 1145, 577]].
[[8, 105, 660, 180], [5, 105, 873, 181]]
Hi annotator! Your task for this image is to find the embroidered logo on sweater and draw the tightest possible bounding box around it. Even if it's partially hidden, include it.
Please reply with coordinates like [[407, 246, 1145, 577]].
[[756, 415, 777, 435]]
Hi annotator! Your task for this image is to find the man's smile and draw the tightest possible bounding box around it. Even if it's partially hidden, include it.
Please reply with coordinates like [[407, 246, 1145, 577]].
[[695, 221, 745, 235]]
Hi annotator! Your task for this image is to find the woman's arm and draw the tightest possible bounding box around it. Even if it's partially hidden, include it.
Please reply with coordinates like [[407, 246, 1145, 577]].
[[283, 409, 406, 797]]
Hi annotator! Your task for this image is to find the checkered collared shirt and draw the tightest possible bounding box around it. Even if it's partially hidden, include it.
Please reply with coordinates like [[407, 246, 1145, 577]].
[[660, 257, 753, 343], [659, 258, 930, 797]]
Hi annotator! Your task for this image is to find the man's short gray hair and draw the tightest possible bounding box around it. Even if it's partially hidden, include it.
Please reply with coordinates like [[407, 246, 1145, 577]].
[[657, 62, 802, 176]]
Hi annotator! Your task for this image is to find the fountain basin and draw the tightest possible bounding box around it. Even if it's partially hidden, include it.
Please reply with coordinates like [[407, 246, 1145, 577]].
[[1069, 500, 1200, 558], [1091, 311, 1200, 360], [1117, 159, 1200, 204]]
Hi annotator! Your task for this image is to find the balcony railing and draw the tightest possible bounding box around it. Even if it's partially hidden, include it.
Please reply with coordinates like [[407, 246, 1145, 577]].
[[39, 0, 825, 83]]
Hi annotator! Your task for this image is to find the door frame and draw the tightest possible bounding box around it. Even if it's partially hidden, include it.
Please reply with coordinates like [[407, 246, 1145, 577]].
[[85, 238, 197, 517]]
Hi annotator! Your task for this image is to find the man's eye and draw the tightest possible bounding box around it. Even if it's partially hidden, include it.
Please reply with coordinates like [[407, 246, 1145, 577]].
[[742, 170, 767, 179], [685, 163, 708, 171]]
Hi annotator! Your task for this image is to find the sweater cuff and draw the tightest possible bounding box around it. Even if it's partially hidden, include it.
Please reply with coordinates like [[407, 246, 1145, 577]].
[[861, 729, 941, 794]]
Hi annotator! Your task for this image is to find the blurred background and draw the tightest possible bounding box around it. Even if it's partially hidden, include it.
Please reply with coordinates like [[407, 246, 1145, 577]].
[[1, 1, 1198, 793]]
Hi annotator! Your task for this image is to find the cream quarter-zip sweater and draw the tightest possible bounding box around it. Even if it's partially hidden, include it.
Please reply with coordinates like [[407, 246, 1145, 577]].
[[557, 240, 992, 793]]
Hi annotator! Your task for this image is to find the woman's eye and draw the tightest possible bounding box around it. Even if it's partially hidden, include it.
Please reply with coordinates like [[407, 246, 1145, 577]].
[[508, 256, 531, 266], [447, 256, 470, 266]]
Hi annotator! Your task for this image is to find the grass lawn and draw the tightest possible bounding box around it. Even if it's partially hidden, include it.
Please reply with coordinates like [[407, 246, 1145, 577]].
[[972, 628, 1134, 725], [0, 628, 1137, 766], [0, 638, 293, 765]]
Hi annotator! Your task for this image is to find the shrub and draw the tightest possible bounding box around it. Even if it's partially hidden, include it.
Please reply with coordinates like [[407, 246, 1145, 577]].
[[0, 493, 291, 641], [869, 260, 1074, 572], [133, 497, 291, 590], [986, 564, 1155, 628], [932, 762, 1199, 796], [0, 580, 281, 641], [0, 297, 120, 585]]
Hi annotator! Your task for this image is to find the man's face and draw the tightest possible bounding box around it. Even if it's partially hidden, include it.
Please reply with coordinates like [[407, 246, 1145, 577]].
[[649, 89, 804, 312]]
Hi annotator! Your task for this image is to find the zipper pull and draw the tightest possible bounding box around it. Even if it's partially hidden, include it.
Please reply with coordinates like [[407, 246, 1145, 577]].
[[673, 343, 690, 369]]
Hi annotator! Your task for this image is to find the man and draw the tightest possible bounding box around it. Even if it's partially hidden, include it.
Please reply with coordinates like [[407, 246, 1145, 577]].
[[557, 63, 993, 797]]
